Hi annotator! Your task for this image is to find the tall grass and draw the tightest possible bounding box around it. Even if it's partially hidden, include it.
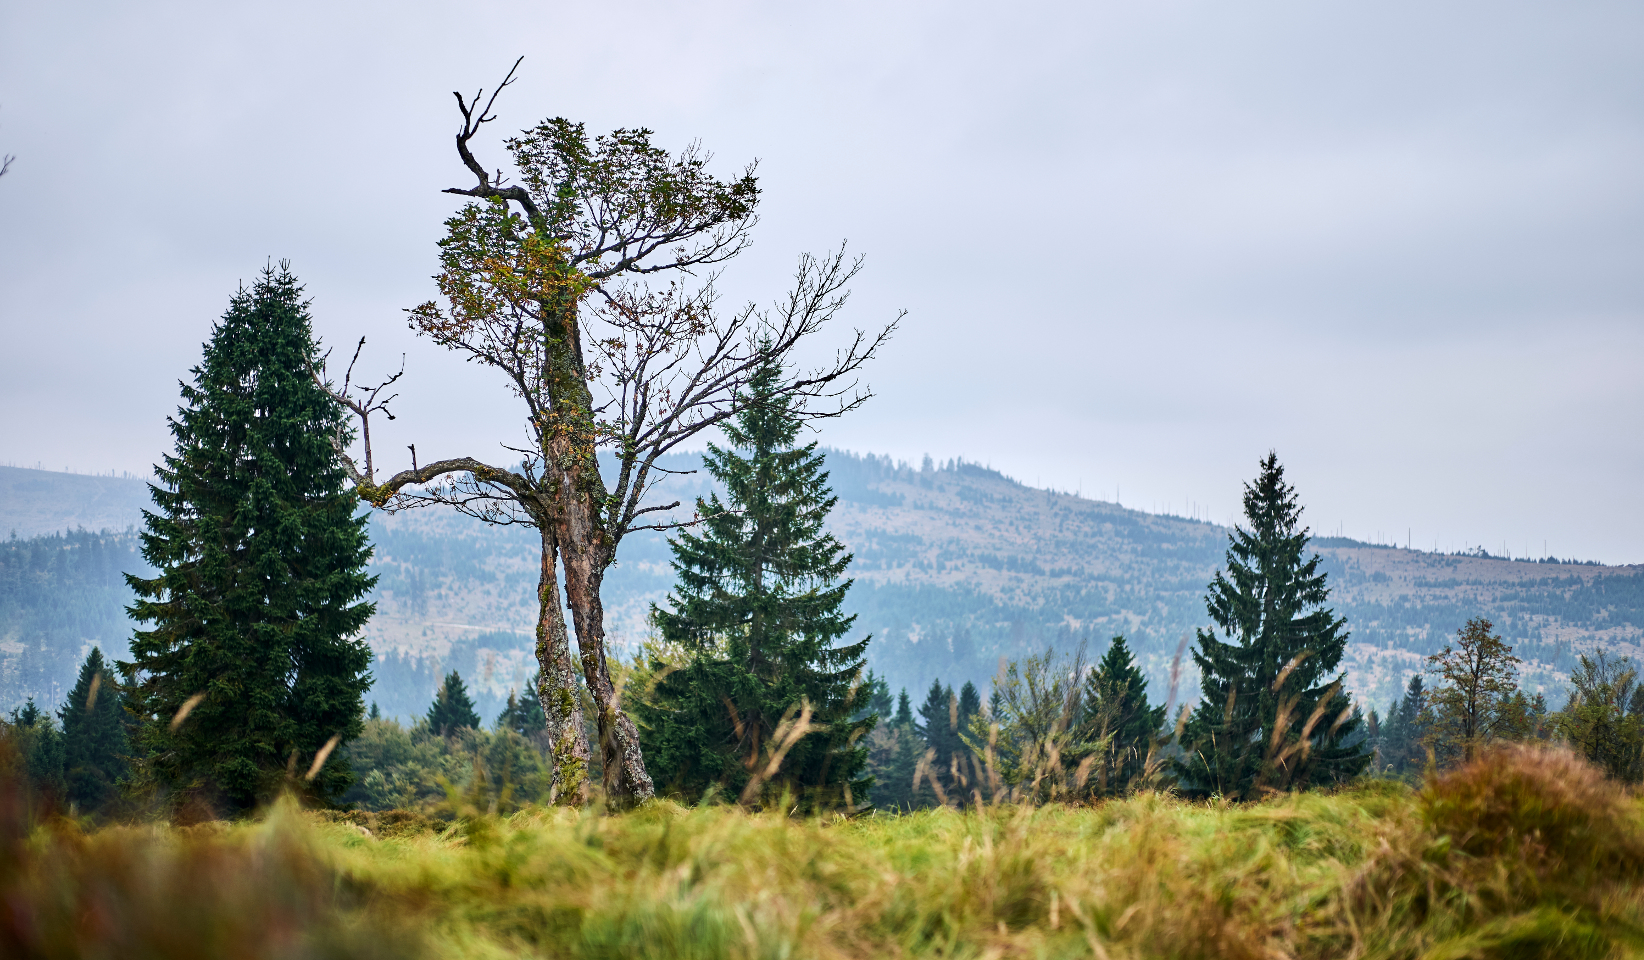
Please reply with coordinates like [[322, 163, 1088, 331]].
[[4, 742, 1643, 958]]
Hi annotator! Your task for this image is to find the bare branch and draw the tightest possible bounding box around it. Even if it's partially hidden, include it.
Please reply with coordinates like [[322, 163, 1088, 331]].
[[307, 338, 536, 527], [443, 56, 544, 223], [559, 246, 900, 547], [307, 337, 404, 485]]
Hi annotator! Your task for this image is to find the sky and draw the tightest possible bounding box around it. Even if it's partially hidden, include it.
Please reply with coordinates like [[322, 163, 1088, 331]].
[[1, 0, 1640, 563]]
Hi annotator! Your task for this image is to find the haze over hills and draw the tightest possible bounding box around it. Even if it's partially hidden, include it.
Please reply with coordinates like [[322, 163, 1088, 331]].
[[2, 459, 1640, 722], [0, 465, 152, 539]]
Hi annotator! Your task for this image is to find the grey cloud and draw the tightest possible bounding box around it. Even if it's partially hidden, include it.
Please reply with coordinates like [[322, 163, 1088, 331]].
[[0, 0, 1639, 561]]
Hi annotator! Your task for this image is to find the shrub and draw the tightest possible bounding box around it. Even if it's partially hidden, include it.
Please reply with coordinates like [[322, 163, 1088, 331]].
[[1326, 744, 1644, 960], [340, 716, 552, 814], [1423, 744, 1644, 890]]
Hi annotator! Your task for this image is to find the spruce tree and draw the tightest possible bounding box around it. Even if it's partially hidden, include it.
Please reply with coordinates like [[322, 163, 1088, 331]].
[[957, 682, 982, 731], [635, 356, 873, 808], [123, 264, 376, 811], [868, 688, 922, 810], [1177, 453, 1368, 798], [1378, 675, 1425, 775], [59, 647, 129, 812], [428, 670, 481, 735], [915, 681, 958, 760], [913, 680, 955, 804], [8, 699, 67, 800], [1083, 636, 1166, 795], [496, 674, 547, 740], [913, 679, 981, 803]]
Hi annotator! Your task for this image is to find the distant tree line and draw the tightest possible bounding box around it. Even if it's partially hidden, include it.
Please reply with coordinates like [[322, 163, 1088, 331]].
[[0, 529, 148, 709], [1367, 617, 1644, 784], [10, 396, 1644, 818]]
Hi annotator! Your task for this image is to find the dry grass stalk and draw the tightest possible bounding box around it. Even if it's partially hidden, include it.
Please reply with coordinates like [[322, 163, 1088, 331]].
[[6, 738, 1644, 958], [738, 699, 816, 806], [304, 734, 342, 782], [169, 691, 206, 731]]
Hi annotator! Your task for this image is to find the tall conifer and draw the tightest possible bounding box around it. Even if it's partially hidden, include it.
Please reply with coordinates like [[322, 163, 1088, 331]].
[[635, 356, 872, 807], [59, 647, 129, 811], [123, 264, 375, 811], [1177, 453, 1368, 797]]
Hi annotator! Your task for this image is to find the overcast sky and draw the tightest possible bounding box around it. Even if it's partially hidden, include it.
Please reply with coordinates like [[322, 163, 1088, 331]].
[[2, 0, 1640, 563]]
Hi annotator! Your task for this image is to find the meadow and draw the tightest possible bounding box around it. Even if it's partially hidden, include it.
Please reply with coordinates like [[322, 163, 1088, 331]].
[[5, 744, 1641, 959]]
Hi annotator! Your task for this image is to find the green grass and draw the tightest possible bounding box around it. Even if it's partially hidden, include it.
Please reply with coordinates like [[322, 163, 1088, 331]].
[[5, 746, 1644, 959]]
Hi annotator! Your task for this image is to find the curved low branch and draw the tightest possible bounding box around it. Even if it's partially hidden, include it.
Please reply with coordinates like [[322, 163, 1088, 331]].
[[359, 457, 531, 508]]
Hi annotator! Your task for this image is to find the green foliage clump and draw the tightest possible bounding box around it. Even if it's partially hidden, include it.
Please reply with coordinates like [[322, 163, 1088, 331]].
[[961, 646, 1099, 801], [865, 687, 922, 810], [341, 714, 552, 814], [635, 357, 872, 808], [122, 264, 376, 813], [1374, 674, 1427, 778], [495, 672, 549, 743], [869, 639, 1173, 809], [1556, 651, 1644, 783], [1179, 452, 1368, 797], [5, 698, 65, 801]]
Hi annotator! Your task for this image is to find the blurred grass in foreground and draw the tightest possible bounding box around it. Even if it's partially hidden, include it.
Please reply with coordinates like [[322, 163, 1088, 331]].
[[5, 745, 1644, 959]]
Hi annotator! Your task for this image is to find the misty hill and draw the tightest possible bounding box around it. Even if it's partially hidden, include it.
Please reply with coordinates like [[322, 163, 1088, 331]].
[[0, 466, 151, 539], [3, 458, 1641, 722]]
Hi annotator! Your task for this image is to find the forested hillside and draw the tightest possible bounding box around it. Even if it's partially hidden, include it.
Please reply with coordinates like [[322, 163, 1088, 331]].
[[2, 459, 1640, 719], [0, 528, 151, 710]]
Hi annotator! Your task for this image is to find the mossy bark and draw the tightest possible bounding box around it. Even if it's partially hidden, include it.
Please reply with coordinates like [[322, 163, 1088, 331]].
[[536, 290, 654, 806], [532, 524, 590, 805]]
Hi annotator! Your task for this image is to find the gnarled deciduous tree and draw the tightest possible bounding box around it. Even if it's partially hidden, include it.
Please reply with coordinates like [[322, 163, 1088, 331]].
[[316, 59, 897, 806]]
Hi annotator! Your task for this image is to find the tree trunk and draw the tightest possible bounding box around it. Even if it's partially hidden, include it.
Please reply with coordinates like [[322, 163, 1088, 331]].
[[536, 291, 655, 806], [558, 499, 655, 805], [533, 524, 591, 804]]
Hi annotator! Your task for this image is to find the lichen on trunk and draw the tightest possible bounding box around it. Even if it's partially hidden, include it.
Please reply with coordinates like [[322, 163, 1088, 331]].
[[532, 524, 590, 805]]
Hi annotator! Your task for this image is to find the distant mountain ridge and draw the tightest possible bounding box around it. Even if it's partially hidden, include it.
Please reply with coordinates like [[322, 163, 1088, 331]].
[[0, 466, 152, 539], [2, 459, 1640, 721]]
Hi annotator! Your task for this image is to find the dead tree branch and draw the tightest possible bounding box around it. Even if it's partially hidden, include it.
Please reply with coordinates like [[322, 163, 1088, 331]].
[[309, 340, 531, 520], [441, 57, 543, 224], [585, 246, 900, 542]]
